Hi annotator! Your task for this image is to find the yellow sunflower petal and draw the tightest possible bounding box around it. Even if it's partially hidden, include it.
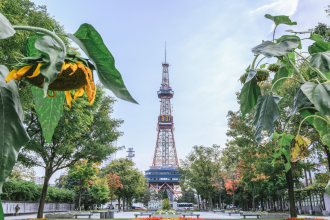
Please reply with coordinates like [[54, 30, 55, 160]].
[[59, 61, 65, 76], [86, 67, 93, 81], [89, 82, 96, 106], [73, 87, 85, 103], [5, 69, 18, 83], [16, 66, 32, 77], [47, 90, 56, 97], [63, 63, 71, 70], [65, 91, 72, 108], [69, 63, 77, 75], [85, 84, 93, 103], [27, 63, 42, 78]]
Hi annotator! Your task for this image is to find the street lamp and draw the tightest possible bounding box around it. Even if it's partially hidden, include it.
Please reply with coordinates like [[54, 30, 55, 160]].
[[232, 171, 237, 209]]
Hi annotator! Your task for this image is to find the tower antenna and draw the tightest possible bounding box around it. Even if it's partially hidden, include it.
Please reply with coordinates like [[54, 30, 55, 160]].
[[165, 41, 166, 63]]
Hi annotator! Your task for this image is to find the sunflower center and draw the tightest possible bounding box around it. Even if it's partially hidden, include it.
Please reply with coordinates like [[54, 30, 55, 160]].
[[25, 64, 88, 91]]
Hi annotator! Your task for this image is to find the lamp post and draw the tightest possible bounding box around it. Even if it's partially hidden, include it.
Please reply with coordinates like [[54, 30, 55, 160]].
[[232, 171, 237, 209]]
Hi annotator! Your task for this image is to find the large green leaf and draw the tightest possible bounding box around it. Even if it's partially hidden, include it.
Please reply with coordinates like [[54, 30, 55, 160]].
[[264, 14, 297, 26], [67, 23, 138, 104], [288, 86, 314, 117], [308, 34, 330, 54], [31, 86, 65, 144], [24, 34, 44, 57], [301, 109, 316, 125], [277, 35, 302, 49], [272, 133, 295, 147], [0, 12, 15, 39], [251, 37, 299, 58], [272, 66, 292, 93], [239, 77, 261, 119], [34, 36, 65, 97], [0, 65, 30, 194], [310, 51, 330, 73], [253, 94, 282, 145], [301, 82, 330, 116], [313, 112, 330, 146]]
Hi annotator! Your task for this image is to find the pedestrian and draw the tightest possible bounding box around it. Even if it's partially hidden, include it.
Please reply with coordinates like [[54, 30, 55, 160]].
[[15, 204, 20, 216]]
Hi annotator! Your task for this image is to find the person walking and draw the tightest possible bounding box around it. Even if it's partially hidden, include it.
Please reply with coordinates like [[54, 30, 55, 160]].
[[15, 204, 20, 216]]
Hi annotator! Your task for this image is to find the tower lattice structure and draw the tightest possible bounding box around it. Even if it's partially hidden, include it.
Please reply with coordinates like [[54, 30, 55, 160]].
[[145, 48, 182, 201], [152, 60, 178, 167]]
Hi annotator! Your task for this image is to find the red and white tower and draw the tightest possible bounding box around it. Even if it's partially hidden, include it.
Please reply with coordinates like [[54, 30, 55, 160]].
[[152, 45, 178, 167], [145, 44, 181, 201]]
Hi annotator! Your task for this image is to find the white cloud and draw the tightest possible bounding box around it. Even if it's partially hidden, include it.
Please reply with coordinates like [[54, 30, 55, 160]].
[[250, 0, 299, 16]]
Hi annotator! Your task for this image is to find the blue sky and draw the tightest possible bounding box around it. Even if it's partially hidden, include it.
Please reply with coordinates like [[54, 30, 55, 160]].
[[29, 0, 330, 183]]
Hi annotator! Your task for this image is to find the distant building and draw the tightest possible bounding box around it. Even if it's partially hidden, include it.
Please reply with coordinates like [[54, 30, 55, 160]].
[[127, 148, 135, 160], [33, 176, 44, 185], [100, 141, 117, 168]]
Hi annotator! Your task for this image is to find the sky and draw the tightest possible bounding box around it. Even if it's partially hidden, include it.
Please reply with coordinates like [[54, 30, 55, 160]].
[[28, 0, 330, 183]]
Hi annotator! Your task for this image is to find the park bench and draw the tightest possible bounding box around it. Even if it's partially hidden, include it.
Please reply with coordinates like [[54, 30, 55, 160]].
[[213, 210, 224, 213], [182, 213, 200, 219], [73, 213, 92, 219], [134, 213, 153, 218], [228, 211, 240, 216], [242, 213, 261, 219]]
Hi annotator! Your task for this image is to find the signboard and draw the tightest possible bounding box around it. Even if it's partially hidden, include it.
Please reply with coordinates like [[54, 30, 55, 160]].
[[158, 115, 173, 124]]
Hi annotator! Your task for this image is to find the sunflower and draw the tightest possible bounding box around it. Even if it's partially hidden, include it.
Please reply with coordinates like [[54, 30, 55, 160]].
[[5, 61, 96, 108]]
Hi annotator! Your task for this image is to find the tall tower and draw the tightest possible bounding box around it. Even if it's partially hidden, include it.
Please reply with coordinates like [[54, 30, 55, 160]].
[[145, 43, 181, 200]]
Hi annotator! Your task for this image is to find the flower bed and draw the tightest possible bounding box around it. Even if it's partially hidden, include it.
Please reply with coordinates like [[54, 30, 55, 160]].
[[284, 218, 327, 220], [133, 217, 208, 220]]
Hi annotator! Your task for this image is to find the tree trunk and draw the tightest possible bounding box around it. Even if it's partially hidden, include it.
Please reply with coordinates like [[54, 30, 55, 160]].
[[118, 197, 121, 211], [308, 169, 313, 185], [285, 168, 297, 217], [252, 182, 255, 211], [219, 189, 222, 210], [209, 194, 213, 211], [78, 188, 82, 211], [304, 169, 308, 187], [261, 196, 264, 211], [37, 168, 52, 218]]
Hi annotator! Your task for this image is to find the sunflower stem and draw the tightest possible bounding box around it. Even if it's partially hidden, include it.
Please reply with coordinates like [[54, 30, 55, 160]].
[[298, 115, 330, 135], [283, 107, 317, 134], [285, 54, 305, 82], [12, 26, 66, 55], [251, 55, 260, 70]]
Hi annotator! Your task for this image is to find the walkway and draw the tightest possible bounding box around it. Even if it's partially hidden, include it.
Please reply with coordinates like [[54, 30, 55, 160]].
[[4, 211, 330, 219]]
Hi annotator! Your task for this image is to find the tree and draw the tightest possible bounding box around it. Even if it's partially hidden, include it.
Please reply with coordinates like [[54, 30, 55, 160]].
[[107, 172, 123, 205], [178, 189, 197, 204], [0, 0, 69, 68], [18, 85, 123, 217], [99, 158, 146, 211], [179, 145, 221, 210], [161, 198, 171, 210], [8, 163, 36, 181], [90, 177, 110, 208], [55, 175, 67, 189], [68, 159, 100, 210]]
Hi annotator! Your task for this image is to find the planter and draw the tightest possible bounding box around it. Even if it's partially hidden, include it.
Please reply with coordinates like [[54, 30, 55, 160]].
[[323, 210, 329, 216], [45, 214, 74, 219], [309, 210, 315, 215], [260, 215, 290, 219]]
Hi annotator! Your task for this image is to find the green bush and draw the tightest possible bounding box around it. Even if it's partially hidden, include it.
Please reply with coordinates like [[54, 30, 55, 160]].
[[1, 180, 75, 203], [161, 198, 171, 210]]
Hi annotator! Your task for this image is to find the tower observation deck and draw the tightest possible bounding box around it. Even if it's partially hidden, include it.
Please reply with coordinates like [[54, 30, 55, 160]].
[[145, 44, 182, 200]]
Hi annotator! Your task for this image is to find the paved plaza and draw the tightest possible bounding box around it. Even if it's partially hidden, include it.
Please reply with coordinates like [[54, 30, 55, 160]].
[[4, 211, 330, 220]]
